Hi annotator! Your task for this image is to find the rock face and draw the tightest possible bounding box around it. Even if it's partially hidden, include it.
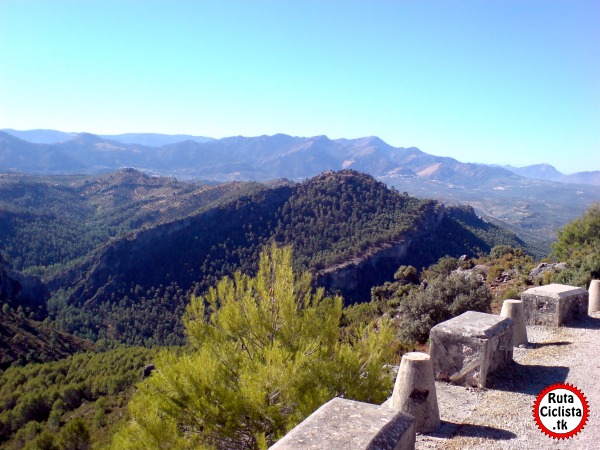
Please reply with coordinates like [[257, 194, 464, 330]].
[[315, 237, 417, 303], [142, 364, 155, 378], [429, 311, 514, 388], [269, 397, 416, 450], [315, 205, 445, 303], [521, 284, 588, 326], [528, 262, 566, 281]]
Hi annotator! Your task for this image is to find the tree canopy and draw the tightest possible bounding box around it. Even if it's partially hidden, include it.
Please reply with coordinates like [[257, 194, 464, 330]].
[[113, 245, 395, 449], [552, 204, 600, 287]]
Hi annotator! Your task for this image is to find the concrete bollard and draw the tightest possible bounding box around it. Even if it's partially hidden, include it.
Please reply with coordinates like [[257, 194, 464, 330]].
[[391, 352, 440, 433], [500, 299, 528, 346], [589, 280, 600, 313]]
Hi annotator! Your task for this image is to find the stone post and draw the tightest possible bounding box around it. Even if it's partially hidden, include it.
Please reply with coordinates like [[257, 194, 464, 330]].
[[390, 352, 440, 433], [589, 280, 600, 314], [500, 299, 528, 346]]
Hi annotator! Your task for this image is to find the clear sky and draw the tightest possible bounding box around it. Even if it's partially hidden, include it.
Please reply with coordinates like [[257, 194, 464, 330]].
[[1, 0, 598, 174]]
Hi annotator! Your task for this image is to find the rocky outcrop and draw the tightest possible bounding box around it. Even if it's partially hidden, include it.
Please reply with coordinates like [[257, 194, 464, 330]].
[[529, 262, 566, 281], [315, 204, 445, 303]]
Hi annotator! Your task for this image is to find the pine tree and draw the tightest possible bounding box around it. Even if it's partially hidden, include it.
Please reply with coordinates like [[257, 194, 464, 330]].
[[113, 244, 394, 449]]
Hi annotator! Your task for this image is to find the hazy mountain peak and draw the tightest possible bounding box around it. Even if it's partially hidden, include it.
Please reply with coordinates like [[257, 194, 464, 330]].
[[69, 132, 106, 144], [504, 163, 565, 183], [523, 163, 562, 174], [362, 136, 387, 145]]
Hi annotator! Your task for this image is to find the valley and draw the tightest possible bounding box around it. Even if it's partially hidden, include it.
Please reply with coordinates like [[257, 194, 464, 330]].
[[2, 169, 523, 347], [0, 132, 598, 449]]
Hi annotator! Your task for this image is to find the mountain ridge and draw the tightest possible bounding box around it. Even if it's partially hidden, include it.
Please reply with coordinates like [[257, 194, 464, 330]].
[[3, 129, 598, 185], [38, 170, 524, 345], [2, 130, 600, 247], [503, 163, 600, 186], [1, 128, 214, 146]]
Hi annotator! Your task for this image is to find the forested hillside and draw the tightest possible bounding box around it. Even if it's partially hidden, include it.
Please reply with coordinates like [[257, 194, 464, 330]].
[[0, 169, 263, 276], [4, 130, 599, 249], [28, 170, 525, 346], [0, 347, 156, 449]]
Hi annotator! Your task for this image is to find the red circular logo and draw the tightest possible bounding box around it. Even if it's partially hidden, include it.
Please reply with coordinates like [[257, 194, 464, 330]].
[[533, 383, 589, 439]]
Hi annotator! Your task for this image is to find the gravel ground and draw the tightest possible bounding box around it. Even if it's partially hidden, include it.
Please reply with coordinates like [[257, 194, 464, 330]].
[[416, 312, 600, 450]]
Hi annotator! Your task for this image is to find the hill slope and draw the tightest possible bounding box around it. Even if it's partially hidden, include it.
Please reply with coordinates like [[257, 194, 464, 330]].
[[0, 310, 94, 369], [0, 169, 263, 274], [43, 170, 524, 346], [0, 255, 93, 369]]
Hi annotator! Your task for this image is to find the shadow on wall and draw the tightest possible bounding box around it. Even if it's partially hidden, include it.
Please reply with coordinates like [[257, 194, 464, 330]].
[[486, 362, 569, 395]]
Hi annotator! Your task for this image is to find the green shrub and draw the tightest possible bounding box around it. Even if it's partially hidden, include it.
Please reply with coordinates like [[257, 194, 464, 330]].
[[398, 273, 492, 343], [57, 418, 90, 450], [502, 288, 520, 300], [551, 205, 600, 287], [488, 264, 504, 281]]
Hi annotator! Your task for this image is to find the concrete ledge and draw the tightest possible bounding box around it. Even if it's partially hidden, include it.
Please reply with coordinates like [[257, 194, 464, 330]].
[[269, 397, 416, 450], [521, 283, 588, 326], [429, 311, 514, 388]]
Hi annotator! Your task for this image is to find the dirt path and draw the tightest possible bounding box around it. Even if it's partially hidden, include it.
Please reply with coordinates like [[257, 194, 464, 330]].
[[416, 312, 600, 450]]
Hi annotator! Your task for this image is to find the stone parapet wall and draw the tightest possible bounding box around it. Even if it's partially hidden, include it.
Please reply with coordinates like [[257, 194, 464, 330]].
[[521, 284, 588, 326], [429, 311, 514, 388], [269, 397, 416, 450], [271, 283, 593, 448]]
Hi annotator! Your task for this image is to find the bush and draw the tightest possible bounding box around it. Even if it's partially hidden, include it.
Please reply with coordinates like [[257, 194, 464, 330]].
[[421, 257, 459, 281], [488, 264, 504, 281], [398, 273, 492, 343], [25, 430, 58, 450], [490, 245, 516, 259], [57, 418, 90, 450], [502, 288, 520, 300]]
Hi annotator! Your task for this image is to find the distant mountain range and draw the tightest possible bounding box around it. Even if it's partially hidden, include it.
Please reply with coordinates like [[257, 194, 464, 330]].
[[2, 129, 600, 247], [1, 128, 214, 146], [2, 129, 598, 185], [502, 163, 600, 186]]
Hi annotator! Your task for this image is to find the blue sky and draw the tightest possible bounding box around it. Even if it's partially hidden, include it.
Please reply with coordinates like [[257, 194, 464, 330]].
[[1, 0, 598, 173]]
